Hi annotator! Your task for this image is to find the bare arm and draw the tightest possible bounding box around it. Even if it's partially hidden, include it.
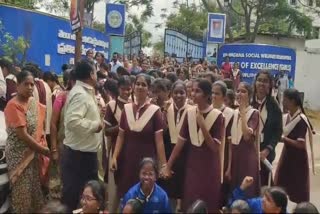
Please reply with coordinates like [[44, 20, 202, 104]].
[[16, 127, 49, 156], [226, 139, 232, 172], [240, 112, 254, 141], [167, 137, 186, 170], [112, 129, 125, 160], [50, 108, 61, 152], [283, 137, 305, 150], [155, 131, 167, 166], [198, 120, 219, 153], [104, 124, 119, 137]]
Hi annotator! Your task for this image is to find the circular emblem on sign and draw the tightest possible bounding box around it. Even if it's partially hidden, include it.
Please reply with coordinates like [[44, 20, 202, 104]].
[[107, 10, 123, 28]]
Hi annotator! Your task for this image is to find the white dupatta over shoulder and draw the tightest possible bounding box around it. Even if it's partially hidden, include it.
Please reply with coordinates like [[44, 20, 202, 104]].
[[167, 102, 191, 145], [124, 103, 159, 132], [282, 110, 315, 175]]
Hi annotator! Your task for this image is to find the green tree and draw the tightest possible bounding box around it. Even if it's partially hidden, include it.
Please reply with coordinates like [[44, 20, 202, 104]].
[[202, 0, 313, 42], [1, 0, 39, 9], [41, 0, 102, 16], [0, 20, 30, 64], [153, 37, 164, 55], [118, 0, 154, 48], [115, 0, 154, 21], [164, 3, 210, 40], [125, 14, 152, 48], [92, 21, 105, 32]]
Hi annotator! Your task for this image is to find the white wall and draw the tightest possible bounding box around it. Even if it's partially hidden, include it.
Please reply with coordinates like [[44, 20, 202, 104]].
[[254, 36, 320, 110], [295, 47, 320, 110]]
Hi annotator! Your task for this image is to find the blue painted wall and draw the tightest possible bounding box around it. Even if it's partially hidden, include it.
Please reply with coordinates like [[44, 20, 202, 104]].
[[0, 5, 109, 74]]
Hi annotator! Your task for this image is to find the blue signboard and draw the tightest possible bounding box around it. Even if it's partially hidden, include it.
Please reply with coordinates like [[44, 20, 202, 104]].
[[217, 44, 296, 83], [106, 3, 125, 36], [0, 5, 109, 74], [207, 13, 226, 44], [109, 36, 124, 57]]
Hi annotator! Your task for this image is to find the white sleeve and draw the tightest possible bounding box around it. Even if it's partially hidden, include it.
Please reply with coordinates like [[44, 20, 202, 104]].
[[0, 67, 6, 98]]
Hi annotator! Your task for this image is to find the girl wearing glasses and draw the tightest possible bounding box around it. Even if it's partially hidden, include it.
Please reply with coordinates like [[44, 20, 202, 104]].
[[252, 70, 282, 187]]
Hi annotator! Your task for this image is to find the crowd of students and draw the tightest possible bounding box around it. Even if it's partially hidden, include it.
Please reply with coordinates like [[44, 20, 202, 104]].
[[0, 50, 319, 214]]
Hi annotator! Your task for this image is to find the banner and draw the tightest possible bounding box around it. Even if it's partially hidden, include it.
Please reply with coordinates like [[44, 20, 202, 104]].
[[70, 0, 81, 33], [106, 3, 125, 36], [124, 31, 142, 59], [0, 5, 109, 74], [217, 44, 296, 83], [207, 13, 226, 44], [164, 29, 204, 61], [110, 36, 124, 57], [206, 43, 219, 64]]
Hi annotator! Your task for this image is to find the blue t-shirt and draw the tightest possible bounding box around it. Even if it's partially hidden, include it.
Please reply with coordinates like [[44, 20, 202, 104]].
[[228, 187, 263, 213], [121, 182, 172, 214]]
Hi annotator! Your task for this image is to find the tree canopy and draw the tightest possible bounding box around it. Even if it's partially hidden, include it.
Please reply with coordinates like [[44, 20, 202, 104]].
[[202, 0, 314, 42], [164, 3, 211, 40]]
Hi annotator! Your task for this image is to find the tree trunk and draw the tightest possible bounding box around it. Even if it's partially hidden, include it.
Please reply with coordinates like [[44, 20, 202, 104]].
[[75, 0, 85, 63], [216, 0, 234, 42]]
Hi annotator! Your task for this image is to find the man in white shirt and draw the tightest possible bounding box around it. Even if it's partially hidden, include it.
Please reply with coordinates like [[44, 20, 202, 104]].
[[109, 52, 123, 73], [61, 59, 103, 211]]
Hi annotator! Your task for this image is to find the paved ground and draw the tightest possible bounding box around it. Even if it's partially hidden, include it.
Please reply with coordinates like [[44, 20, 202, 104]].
[[272, 111, 320, 211]]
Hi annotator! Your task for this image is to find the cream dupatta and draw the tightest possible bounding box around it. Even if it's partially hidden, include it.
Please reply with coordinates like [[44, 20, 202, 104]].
[[188, 106, 224, 182], [282, 110, 315, 175], [221, 106, 234, 129], [124, 103, 159, 132], [107, 98, 127, 123], [231, 107, 257, 145], [220, 106, 234, 183], [231, 107, 260, 169], [188, 106, 221, 147], [167, 103, 190, 144]]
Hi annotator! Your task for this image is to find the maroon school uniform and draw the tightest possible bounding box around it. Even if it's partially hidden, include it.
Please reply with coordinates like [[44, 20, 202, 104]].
[[115, 103, 163, 197], [103, 99, 127, 182], [158, 104, 189, 199], [220, 106, 234, 206], [275, 114, 309, 203], [230, 110, 260, 198], [179, 107, 224, 213]]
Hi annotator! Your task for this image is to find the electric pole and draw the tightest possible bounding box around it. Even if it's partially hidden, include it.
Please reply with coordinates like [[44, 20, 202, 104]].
[[75, 0, 85, 62]]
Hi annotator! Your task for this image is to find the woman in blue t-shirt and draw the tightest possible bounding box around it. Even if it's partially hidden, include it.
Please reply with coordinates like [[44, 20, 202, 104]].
[[121, 158, 171, 214], [228, 176, 288, 214]]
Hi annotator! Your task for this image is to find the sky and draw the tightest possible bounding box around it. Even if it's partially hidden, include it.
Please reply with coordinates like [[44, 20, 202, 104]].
[[39, 0, 200, 53]]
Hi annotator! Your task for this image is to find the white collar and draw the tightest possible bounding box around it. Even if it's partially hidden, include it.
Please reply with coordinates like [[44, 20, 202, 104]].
[[118, 96, 129, 104], [174, 101, 187, 111], [76, 80, 94, 91], [134, 98, 149, 108], [240, 106, 253, 116], [256, 96, 266, 105], [289, 109, 301, 121], [139, 185, 155, 202], [214, 103, 225, 111]]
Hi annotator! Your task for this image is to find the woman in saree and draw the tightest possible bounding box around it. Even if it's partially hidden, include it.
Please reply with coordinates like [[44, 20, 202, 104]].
[[4, 70, 50, 213]]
